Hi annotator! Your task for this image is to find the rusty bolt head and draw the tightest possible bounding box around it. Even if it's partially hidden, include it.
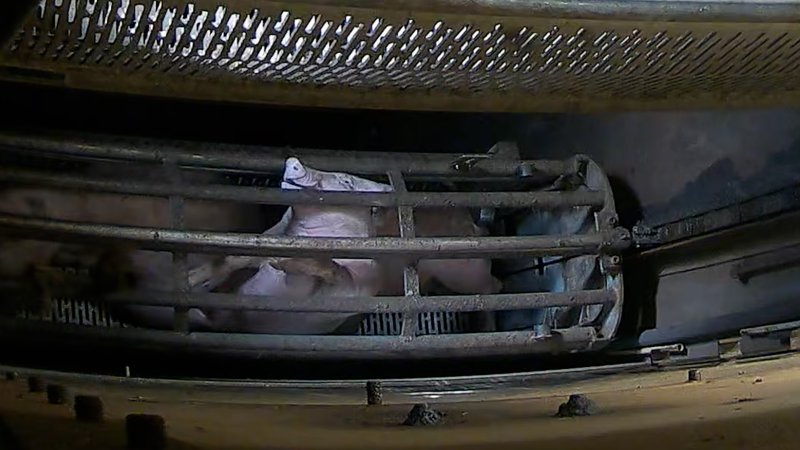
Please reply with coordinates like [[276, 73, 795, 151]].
[[126, 414, 166, 450], [27, 376, 45, 393], [366, 381, 383, 406], [47, 384, 72, 405], [74, 395, 104, 422]]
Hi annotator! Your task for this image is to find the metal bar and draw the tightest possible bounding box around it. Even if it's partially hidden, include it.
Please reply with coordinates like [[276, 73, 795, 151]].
[[280, 0, 800, 23], [731, 244, 800, 283], [389, 170, 420, 337], [0, 166, 605, 209], [167, 162, 190, 333], [741, 320, 800, 337], [0, 214, 631, 258], [0, 361, 653, 404], [634, 184, 800, 247], [0, 132, 571, 178], [0, 318, 601, 359], [104, 289, 615, 313]]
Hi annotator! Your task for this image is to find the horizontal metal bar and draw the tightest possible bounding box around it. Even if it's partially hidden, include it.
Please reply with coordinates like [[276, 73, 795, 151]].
[[293, 0, 800, 23], [105, 289, 615, 313], [0, 318, 600, 359], [0, 214, 630, 258], [0, 132, 571, 178], [0, 361, 654, 404], [731, 244, 800, 284], [0, 167, 605, 209], [741, 320, 800, 337]]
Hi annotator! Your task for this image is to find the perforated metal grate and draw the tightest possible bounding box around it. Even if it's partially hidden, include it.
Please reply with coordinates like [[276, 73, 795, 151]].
[[3, 0, 800, 111], [18, 297, 125, 328], [358, 312, 469, 336]]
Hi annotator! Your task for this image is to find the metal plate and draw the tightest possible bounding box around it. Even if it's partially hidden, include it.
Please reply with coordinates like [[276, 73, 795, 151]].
[[2, 0, 800, 111]]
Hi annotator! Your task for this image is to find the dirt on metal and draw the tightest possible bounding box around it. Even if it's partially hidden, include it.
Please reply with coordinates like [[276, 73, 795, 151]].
[[3, 356, 800, 449]]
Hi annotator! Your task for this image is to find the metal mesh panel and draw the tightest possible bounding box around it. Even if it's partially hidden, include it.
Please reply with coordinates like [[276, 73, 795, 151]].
[[2, 0, 800, 111], [18, 297, 125, 327], [358, 312, 469, 336]]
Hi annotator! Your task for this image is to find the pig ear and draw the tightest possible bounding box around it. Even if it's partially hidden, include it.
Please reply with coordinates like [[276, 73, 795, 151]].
[[283, 157, 307, 181]]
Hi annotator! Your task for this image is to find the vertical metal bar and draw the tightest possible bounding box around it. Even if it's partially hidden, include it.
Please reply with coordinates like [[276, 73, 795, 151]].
[[388, 171, 419, 338], [167, 161, 190, 333]]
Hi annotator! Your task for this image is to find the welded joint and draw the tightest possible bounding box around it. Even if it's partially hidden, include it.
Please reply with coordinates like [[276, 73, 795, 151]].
[[388, 170, 420, 338]]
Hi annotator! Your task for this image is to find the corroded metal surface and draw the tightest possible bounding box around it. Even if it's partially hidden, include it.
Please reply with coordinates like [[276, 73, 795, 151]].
[[4, 354, 800, 449], [2, 1, 800, 111]]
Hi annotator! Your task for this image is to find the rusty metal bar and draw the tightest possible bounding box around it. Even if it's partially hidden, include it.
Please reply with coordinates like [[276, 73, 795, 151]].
[[0, 214, 631, 258], [0, 318, 600, 359], [252, 0, 800, 23], [104, 289, 615, 313], [167, 161, 190, 333], [731, 244, 800, 284], [0, 166, 606, 209], [389, 170, 420, 337], [0, 132, 572, 178]]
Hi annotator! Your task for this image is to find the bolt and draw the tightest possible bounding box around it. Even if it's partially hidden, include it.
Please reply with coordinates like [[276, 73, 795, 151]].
[[47, 384, 72, 405], [5, 371, 18, 381], [366, 381, 383, 406], [27, 376, 45, 393], [126, 414, 166, 450], [688, 369, 702, 382], [610, 255, 621, 265], [74, 395, 104, 422]]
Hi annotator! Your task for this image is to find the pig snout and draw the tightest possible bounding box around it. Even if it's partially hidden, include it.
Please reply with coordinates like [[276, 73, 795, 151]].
[[283, 157, 311, 186]]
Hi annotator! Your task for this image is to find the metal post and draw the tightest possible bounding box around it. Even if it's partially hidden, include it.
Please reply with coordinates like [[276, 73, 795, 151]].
[[389, 171, 420, 338], [167, 161, 190, 333]]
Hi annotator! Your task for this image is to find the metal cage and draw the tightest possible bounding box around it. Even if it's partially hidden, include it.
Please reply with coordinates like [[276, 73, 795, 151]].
[[2, 0, 800, 112], [0, 132, 628, 360]]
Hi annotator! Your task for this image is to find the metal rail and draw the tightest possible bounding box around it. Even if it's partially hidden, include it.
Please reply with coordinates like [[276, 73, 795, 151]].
[[0, 214, 630, 259], [0, 166, 605, 209], [0, 132, 570, 178], [0, 318, 598, 359], [105, 289, 615, 313], [4, 213, 624, 258]]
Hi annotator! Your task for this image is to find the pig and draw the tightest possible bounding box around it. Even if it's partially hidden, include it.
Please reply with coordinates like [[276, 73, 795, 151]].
[[374, 207, 502, 295], [0, 165, 268, 329], [202, 158, 392, 334], [198, 158, 502, 334], [279, 157, 501, 296]]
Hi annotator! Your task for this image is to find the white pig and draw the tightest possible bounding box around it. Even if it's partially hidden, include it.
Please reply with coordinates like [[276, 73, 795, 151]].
[[0, 167, 267, 330], [201, 158, 502, 334]]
